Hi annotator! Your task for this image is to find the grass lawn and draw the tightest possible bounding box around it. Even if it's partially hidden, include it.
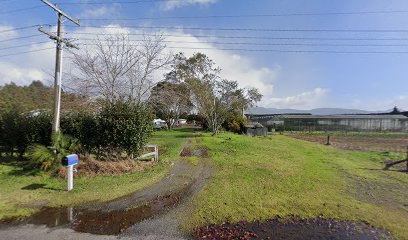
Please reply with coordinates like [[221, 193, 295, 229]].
[[0, 128, 192, 220], [1, 128, 407, 239], [183, 132, 408, 239]]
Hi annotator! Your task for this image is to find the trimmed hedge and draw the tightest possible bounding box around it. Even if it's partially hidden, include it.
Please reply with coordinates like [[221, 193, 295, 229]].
[[0, 101, 153, 160]]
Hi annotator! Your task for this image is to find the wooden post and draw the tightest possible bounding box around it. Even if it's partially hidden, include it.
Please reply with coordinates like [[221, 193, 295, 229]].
[[326, 135, 331, 145], [406, 146, 408, 173]]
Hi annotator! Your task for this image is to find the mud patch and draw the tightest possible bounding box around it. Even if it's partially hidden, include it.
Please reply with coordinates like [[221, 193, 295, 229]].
[[1, 159, 214, 237], [180, 147, 209, 158], [345, 173, 408, 211], [285, 133, 408, 153], [195, 218, 392, 240], [1, 192, 185, 235]]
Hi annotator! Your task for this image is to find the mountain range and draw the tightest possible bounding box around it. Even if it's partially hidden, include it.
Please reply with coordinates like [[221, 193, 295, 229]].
[[246, 107, 393, 115]]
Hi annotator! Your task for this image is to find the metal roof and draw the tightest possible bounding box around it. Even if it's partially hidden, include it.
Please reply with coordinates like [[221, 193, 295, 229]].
[[278, 114, 408, 119], [245, 114, 408, 120]]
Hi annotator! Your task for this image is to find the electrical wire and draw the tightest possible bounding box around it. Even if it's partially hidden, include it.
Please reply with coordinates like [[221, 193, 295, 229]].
[[0, 47, 54, 58], [73, 25, 408, 33], [0, 34, 44, 43], [65, 31, 408, 41]]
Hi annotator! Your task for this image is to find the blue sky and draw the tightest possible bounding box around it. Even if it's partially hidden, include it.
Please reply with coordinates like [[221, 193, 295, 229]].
[[1, 0, 408, 111]]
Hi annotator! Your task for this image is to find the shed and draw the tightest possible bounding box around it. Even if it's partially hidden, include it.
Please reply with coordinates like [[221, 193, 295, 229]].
[[244, 122, 268, 137]]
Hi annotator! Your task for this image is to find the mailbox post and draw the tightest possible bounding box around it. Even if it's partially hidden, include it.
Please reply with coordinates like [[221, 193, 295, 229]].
[[61, 154, 78, 191]]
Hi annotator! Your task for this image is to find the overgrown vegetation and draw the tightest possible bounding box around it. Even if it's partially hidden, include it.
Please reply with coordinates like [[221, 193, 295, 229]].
[[162, 52, 262, 135], [182, 132, 408, 239], [0, 128, 191, 220], [0, 100, 154, 170], [0, 81, 85, 113]]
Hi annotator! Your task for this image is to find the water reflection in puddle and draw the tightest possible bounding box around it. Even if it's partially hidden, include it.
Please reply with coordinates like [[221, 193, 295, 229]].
[[2, 193, 182, 235]]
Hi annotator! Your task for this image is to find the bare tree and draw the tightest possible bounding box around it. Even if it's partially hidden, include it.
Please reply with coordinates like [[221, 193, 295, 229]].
[[167, 53, 262, 135], [69, 34, 172, 104], [169, 53, 225, 135], [149, 81, 192, 129]]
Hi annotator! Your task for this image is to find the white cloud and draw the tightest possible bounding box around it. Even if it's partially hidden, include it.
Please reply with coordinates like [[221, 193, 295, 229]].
[[0, 24, 327, 110], [78, 5, 120, 18], [262, 88, 329, 109], [161, 0, 217, 11], [163, 31, 279, 98], [0, 62, 47, 86], [0, 25, 18, 41], [351, 95, 408, 111]]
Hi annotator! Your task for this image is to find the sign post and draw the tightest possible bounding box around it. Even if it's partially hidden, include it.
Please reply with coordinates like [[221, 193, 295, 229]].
[[61, 154, 79, 191]]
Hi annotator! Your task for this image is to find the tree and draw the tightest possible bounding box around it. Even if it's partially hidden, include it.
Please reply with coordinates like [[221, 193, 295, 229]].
[[149, 81, 192, 129], [168, 53, 223, 134], [69, 34, 172, 104], [391, 106, 401, 114], [167, 53, 262, 135]]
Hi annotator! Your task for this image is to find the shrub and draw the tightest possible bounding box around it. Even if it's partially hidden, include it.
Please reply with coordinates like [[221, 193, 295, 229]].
[[0, 109, 31, 156], [98, 101, 153, 159], [26, 134, 80, 171], [61, 112, 99, 154]]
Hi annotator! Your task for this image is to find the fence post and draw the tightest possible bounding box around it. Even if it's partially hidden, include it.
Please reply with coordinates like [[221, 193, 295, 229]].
[[326, 135, 331, 145], [406, 146, 408, 173], [155, 145, 159, 162]]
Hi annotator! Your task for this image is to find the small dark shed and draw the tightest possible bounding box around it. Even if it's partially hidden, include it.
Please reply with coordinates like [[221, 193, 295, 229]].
[[244, 122, 268, 137]]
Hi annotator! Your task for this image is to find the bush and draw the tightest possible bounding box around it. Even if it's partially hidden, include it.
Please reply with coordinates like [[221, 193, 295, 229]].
[[99, 101, 153, 159], [0, 109, 31, 156], [1, 100, 154, 166], [26, 134, 80, 171], [61, 112, 99, 154]]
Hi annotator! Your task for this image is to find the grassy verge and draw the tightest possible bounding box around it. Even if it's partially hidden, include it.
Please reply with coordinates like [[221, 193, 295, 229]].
[[273, 131, 408, 138], [184, 132, 408, 239], [0, 128, 192, 220]]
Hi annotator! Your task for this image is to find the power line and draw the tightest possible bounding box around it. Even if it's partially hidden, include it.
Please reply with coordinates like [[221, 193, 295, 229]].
[[68, 44, 408, 54], [58, 0, 217, 5], [80, 10, 408, 21], [73, 38, 408, 47], [0, 25, 41, 33], [73, 25, 408, 33], [0, 5, 45, 15], [2, 42, 408, 56], [0, 41, 50, 51], [0, 47, 54, 58], [0, 34, 44, 43], [66, 31, 408, 41], [4, 38, 408, 54]]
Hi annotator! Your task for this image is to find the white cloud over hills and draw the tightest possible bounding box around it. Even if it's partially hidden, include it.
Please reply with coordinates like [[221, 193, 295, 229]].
[[160, 0, 217, 11], [0, 24, 331, 109]]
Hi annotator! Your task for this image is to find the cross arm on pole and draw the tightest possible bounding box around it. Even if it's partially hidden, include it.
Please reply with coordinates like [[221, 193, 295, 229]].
[[41, 0, 80, 26], [38, 27, 80, 49]]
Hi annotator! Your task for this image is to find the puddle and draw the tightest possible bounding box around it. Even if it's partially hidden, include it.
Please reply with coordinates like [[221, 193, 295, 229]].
[[180, 147, 209, 158], [1, 193, 183, 235], [1, 159, 214, 238], [196, 218, 393, 240]]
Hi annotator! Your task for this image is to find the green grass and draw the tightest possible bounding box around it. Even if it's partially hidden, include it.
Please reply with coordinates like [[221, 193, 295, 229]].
[[277, 131, 408, 138], [2, 128, 408, 239], [184, 132, 408, 239], [0, 128, 192, 220]]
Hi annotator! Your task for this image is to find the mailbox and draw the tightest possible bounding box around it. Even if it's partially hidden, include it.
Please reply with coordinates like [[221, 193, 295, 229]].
[[61, 154, 79, 166]]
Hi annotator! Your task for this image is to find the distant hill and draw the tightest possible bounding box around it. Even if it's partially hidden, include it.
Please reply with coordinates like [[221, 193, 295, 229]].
[[0, 81, 86, 113], [246, 107, 389, 115]]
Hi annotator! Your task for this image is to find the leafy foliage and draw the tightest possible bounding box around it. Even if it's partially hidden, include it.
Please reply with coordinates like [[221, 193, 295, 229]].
[[0, 81, 85, 113], [99, 101, 154, 158], [149, 81, 192, 129], [165, 53, 262, 135], [0, 109, 31, 156]]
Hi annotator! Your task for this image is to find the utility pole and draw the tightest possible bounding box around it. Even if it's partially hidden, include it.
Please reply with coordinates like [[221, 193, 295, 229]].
[[39, 0, 80, 137]]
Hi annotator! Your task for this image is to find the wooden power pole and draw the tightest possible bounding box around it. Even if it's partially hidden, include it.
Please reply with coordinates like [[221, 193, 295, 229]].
[[39, 0, 80, 136]]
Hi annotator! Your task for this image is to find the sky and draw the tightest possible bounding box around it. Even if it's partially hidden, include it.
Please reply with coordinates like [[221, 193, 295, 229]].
[[1, 0, 408, 111]]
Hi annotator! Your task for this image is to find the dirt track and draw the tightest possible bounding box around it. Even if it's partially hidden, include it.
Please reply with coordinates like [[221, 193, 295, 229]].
[[0, 159, 213, 239], [285, 133, 408, 153]]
